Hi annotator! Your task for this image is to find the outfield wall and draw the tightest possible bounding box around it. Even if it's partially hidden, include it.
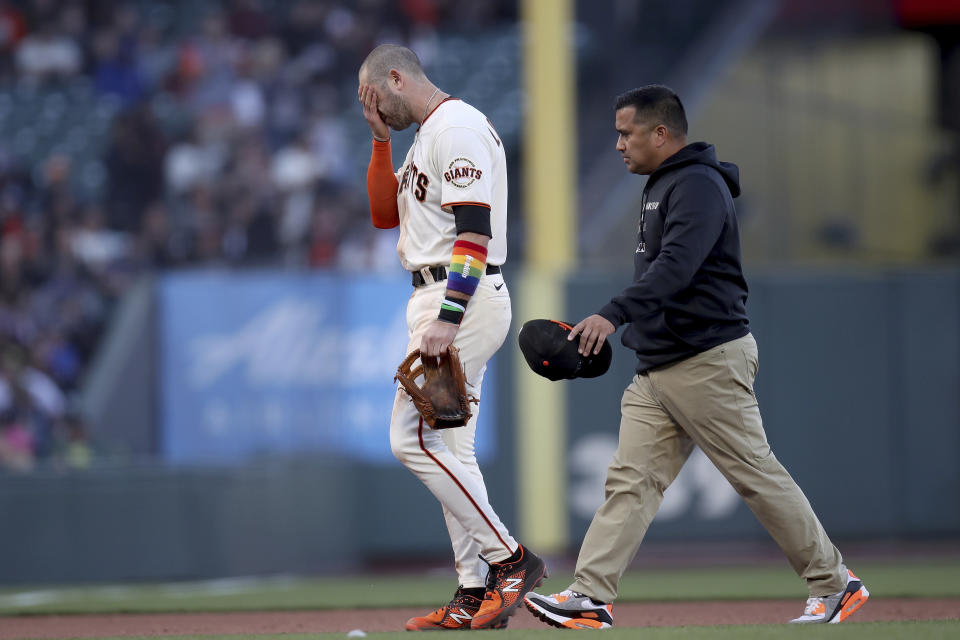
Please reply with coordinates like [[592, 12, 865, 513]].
[[0, 268, 956, 584]]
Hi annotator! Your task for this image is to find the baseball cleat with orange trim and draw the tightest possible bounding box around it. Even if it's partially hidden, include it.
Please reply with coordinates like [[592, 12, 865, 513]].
[[470, 544, 547, 630], [789, 568, 869, 624], [405, 585, 488, 631], [524, 589, 614, 629]]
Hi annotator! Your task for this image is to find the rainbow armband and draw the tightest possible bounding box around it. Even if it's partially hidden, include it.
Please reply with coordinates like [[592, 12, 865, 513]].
[[447, 240, 487, 297]]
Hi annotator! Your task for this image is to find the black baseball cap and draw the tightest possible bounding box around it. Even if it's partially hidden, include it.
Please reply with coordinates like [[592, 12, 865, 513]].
[[518, 319, 612, 381]]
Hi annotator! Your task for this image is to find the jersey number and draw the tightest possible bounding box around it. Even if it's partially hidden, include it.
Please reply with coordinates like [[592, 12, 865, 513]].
[[399, 162, 429, 202]]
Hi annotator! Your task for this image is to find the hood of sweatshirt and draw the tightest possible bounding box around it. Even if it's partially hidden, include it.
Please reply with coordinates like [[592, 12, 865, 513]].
[[647, 142, 741, 198]]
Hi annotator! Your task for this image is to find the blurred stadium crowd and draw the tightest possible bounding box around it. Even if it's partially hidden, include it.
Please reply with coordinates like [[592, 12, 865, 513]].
[[0, 0, 515, 472]]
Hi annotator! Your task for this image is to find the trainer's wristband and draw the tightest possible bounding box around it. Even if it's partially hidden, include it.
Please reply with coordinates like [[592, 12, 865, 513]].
[[438, 295, 467, 325]]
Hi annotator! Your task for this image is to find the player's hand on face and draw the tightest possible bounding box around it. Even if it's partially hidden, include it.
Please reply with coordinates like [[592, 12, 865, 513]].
[[420, 320, 459, 358], [568, 314, 615, 356], [358, 84, 390, 140]]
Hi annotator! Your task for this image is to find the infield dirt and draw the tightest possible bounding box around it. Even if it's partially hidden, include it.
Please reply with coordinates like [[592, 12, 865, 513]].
[[2, 598, 958, 637]]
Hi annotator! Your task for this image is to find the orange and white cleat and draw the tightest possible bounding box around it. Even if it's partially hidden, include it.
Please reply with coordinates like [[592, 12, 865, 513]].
[[524, 589, 614, 630], [405, 586, 485, 631], [470, 544, 547, 629], [790, 568, 870, 624]]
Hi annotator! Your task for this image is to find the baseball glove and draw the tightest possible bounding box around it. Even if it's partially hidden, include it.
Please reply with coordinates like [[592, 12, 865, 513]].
[[394, 345, 477, 429]]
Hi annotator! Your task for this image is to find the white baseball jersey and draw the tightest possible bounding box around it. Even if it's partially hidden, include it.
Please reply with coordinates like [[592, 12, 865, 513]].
[[394, 98, 508, 271]]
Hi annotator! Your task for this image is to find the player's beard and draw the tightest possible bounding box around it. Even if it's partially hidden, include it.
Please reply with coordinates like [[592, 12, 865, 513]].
[[378, 91, 416, 131]]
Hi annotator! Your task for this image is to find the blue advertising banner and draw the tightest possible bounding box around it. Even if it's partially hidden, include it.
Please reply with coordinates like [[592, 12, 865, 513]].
[[159, 271, 497, 464]]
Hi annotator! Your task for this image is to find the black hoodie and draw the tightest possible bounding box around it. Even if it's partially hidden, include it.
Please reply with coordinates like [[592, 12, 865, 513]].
[[597, 142, 750, 372]]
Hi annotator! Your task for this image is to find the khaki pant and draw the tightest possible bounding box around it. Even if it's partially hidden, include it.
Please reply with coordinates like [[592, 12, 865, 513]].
[[572, 333, 846, 603]]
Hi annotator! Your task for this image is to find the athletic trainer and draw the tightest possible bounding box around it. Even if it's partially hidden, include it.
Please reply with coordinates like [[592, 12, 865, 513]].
[[524, 85, 869, 629]]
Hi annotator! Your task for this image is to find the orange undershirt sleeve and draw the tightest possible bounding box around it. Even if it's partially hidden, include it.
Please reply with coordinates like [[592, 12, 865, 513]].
[[366, 138, 400, 229]]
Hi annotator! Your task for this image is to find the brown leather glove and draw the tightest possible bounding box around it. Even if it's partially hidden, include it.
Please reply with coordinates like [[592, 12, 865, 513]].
[[394, 345, 477, 429]]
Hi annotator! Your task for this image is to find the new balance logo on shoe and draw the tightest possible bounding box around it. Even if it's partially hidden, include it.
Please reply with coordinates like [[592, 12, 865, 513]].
[[471, 545, 547, 630], [502, 578, 523, 593], [447, 609, 473, 625], [406, 587, 484, 631]]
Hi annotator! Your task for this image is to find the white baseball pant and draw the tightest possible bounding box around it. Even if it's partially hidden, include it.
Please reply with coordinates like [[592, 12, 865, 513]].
[[390, 271, 516, 589]]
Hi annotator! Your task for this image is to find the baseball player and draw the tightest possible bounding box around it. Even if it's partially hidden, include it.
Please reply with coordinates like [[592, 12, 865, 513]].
[[357, 44, 546, 631], [523, 85, 869, 629]]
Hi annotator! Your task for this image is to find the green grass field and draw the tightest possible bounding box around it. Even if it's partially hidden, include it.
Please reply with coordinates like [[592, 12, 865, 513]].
[[38, 624, 960, 640], [2, 559, 958, 616], [2, 559, 958, 639]]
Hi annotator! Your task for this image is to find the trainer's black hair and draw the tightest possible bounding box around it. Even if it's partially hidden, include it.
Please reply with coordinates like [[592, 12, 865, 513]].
[[360, 44, 426, 83], [615, 85, 687, 136]]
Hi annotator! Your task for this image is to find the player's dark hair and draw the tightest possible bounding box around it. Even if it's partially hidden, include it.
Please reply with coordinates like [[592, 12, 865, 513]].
[[360, 44, 426, 84], [615, 85, 687, 136]]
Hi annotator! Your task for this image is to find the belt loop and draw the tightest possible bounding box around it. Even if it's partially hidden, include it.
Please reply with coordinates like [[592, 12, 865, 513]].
[[419, 266, 435, 285]]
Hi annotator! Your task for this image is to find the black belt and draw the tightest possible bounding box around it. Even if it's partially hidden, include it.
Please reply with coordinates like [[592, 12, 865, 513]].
[[412, 264, 502, 287]]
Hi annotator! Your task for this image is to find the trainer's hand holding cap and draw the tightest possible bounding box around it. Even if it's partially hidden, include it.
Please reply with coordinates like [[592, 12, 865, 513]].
[[518, 319, 612, 381]]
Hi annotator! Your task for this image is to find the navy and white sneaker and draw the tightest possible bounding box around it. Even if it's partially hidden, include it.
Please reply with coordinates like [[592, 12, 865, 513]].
[[524, 589, 614, 629], [790, 568, 870, 624]]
